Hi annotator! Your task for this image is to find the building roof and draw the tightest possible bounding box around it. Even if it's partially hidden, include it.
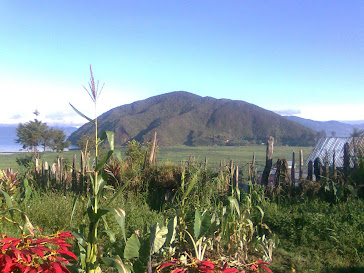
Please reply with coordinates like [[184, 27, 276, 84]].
[[306, 137, 364, 168]]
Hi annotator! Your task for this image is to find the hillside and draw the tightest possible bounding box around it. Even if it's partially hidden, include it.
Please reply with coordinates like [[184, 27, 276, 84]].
[[68, 91, 319, 146], [284, 116, 364, 137]]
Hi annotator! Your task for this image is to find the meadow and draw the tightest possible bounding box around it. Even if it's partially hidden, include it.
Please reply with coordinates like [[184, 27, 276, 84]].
[[0, 145, 313, 171]]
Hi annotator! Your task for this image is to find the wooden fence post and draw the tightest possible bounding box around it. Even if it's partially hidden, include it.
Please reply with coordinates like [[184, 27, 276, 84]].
[[274, 158, 289, 187], [149, 131, 157, 165], [251, 152, 256, 184], [307, 160, 313, 180], [314, 157, 321, 182], [333, 152, 337, 181], [261, 136, 274, 186], [323, 152, 329, 182], [291, 151, 295, 186], [299, 150, 303, 180], [343, 142, 350, 178]]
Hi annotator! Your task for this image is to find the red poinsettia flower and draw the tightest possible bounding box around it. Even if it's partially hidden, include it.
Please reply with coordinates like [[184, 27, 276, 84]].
[[0, 231, 76, 273]]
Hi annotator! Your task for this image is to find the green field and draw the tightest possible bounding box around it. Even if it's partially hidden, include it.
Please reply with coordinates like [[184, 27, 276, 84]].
[[0, 145, 313, 171]]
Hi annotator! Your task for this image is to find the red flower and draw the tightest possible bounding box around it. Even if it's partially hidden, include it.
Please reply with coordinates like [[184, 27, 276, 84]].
[[197, 260, 215, 272], [0, 231, 76, 273], [222, 268, 239, 273]]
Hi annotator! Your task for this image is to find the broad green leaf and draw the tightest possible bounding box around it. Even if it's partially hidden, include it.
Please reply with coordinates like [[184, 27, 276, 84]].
[[101, 257, 130, 273], [23, 178, 32, 203], [73, 232, 86, 269], [181, 171, 199, 201], [194, 209, 202, 240], [105, 207, 126, 242], [0, 189, 13, 208], [113, 150, 123, 162], [69, 103, 93, 122], [100, 131, 115, 151], [96, 175, 107, 197], [165, 216, 177, 246], [235, 187, 241, 202], [103, 229, 116, 244], [96, 150, 114, 172], [200, 212, 212, 239], [228, 196, 240, 216], [124, 234, 141, 259], [102, 215, 116, 243], [151, 223, 168, 254]]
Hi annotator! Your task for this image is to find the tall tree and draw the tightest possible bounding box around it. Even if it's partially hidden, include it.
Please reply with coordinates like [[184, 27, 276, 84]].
[[16, 119, 48, 155]]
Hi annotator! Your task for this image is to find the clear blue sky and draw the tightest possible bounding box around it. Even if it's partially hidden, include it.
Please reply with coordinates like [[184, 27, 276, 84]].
[[1, 0, 363, 125]]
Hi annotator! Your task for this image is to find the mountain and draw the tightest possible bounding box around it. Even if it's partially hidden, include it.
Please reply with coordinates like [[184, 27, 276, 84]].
[[284, 116, 364, 137], [68, 91, 319, 146]]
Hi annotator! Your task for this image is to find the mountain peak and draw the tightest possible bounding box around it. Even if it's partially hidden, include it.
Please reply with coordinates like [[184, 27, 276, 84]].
[[69, 92, 318, 146]]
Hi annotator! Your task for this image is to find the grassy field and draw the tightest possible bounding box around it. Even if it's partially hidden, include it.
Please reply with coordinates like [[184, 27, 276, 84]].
[[0, 145, 313, 171]]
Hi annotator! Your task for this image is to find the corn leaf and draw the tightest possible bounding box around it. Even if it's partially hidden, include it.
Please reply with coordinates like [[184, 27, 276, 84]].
[[69, 103, 93, 122], [102, 256, 130, 273], [105, 207, 126, 242]]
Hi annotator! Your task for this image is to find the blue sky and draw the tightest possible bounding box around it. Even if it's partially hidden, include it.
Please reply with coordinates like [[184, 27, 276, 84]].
[[1, 0, 363, 125]]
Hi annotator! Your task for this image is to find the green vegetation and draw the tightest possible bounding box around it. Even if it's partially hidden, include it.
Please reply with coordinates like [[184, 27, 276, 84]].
[[1, 158, 363, 272]]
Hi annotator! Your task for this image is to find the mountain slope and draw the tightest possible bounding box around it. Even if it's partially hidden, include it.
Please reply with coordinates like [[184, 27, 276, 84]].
[[284, 116, 364, 137], [68, 91, 319, 146]]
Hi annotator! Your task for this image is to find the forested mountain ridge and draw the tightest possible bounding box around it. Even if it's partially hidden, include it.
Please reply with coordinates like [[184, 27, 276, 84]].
[[68, 91, 319, 146]]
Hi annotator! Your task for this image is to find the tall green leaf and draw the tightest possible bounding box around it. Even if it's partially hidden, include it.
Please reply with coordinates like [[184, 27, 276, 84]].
[[228, 196, 240, 216], [102, 256, 130, 273], [0, 189, 13, 208], [105, 207, 126, 242], [100, 131, 115, 151], [181, 171, 199, 201], [69, 103, 93, 122]]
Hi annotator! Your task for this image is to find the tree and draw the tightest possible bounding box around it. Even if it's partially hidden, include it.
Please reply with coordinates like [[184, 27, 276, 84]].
[[77, 134, 96, 151], [48, 128, 70, 153], [351, 128, 364, 137], [16, 119, 48, 155], [16, 119, 70, 154]]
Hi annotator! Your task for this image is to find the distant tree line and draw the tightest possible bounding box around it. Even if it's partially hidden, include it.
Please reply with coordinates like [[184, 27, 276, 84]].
[[16, 119, 70, 154]]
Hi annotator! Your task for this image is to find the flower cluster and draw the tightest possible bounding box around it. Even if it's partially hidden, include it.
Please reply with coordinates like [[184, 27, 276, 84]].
[[0, 231, 76, 273], [156, 258, 272, 273]]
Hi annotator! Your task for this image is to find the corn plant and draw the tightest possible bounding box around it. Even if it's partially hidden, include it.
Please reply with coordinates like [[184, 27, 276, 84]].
[[70, 66, 128, 273]]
